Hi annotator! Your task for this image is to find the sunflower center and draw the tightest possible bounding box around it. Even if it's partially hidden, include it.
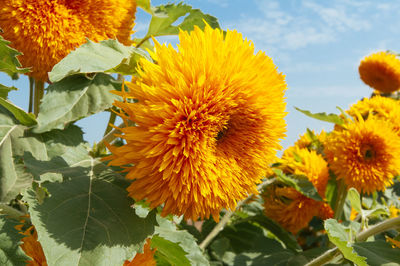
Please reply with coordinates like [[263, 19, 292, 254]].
[[216, 127, 228, 141], [360, 144, 376, 161]]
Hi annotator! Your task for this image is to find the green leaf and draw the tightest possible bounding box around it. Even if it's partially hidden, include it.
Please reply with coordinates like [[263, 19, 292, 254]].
[[0, 84, 17, 99], [348, 188, 362, 213], [0, 36, 29, 79], [0, 216, 30, 266], [145, 3, 220, 38], [137, 0, 153, 14], [295, 107, 344, 125], [249, 215, 302, 252], [0, 112, 49, 202], [151, 235, 190, 266], [155, 216, 209, 266], [326, 171, 339, 210], [49, 39, 149, 82], [324, 219, 367, 266], [33, 73, 121, 133], [273, 169, 322, 201], [24, 156, 157, 266], [353, 240, 400, 266], [0, 98, 36, 126]]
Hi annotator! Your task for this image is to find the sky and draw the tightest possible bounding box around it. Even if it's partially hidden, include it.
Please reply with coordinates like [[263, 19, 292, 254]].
[[3, 0, 400, 151]]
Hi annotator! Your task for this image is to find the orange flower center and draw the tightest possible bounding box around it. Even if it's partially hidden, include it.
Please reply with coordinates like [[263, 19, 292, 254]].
[[360, 144, 376, 161]]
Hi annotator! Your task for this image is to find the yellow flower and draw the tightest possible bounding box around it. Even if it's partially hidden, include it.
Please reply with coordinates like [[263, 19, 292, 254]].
[[105, 24, 287, 221], [325, 117, 400, 194], [294, 130, 327, 150], [346, 96, 400, 135], [0, 0, 137, 81], [263, 147, 332, 234], [15, 219, 47, 266], [359, 51, 400, 93], [386, 236, 400, 249], [124, 239, 156, 266], [389, 205, 400, 218]]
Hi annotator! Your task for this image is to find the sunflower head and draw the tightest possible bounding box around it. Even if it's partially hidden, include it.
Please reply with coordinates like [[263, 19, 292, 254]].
[[359, 51, 400, 93], [346, 96, 400, 135], [263, 147, 332, 234], [325, 117, 400, 194], [0, 0, 137, 81], [105, 24, 287, 221], [124, 239, 156, 266]]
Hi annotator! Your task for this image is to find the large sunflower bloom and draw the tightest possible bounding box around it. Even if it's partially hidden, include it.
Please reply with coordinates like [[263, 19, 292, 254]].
[[325, 117, 400, 194], [346, 96, 400, 135], [263, 147, 332, 234], [105, 24, 287, 221], [359, 51, 400, 93], [0, 0, 137, 81], [124, 239, 156, 266]]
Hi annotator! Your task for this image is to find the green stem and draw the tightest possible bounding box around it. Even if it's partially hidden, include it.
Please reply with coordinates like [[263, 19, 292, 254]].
[[0, 203, 26, 220], [103, 111, 117, 137], [356, 216, 400, 242], [33, 80, 45, 116], [136, 36, 151, 48], [304, 248, 339, 266], [199, 179, 275, 250], [306, 216, 400, 265], [28, 77, 34, 113], [333, 179, 347, 220]]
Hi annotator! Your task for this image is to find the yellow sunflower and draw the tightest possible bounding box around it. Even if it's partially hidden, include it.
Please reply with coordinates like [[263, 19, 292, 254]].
[[15, 220, 47, 266], [105, 24, 287, 221], [346, 96, 400, 135], [263, 146, 332, 234], [294, 130, 327, 150], [325, 117, 400, 194], [359, 51, 400, 93], [124, 239, 156, 266], [0, 0, 137, 81]]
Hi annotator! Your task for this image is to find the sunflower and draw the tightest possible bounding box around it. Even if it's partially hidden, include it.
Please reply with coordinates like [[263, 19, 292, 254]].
[[124, 239, 156, 266], [105, 24, 287, 221], [359, 51, 400, 93], [325, 117, 400, 194], [346, 96, 400, 135], [263, 146, 332, 234], [15, 220, 47, 266], [0, 0, 137, 81]]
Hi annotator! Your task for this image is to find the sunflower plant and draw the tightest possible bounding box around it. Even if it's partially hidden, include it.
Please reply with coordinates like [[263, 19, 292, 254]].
[[1, 1, 400, 266]]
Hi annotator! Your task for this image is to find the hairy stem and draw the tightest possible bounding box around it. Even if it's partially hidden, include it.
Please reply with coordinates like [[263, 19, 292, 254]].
[[136, 36, 151, 48], [199, 179, 275, 250], [28, 77, 34, 113], [304, 248, 339, 266], [356, 216, 400, 242], [33, 80, 45, 116], [306, 216, 400, 265], [333, 179, 347, 220]]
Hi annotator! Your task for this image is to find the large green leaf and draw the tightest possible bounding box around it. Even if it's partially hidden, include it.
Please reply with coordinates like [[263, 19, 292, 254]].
[[0, 98, 36, 126], [33, 73, 121, 133], [0, 109, 47, 202], [151, 235, 190, 266], [0, 216, 30, 266], [295, 107, 344, 125], [144, 3, 220, 38], [24, 156, 157, 266], [154, 216, 209, 266], [273, 169, 322, 201], [353, 240, 400, 265], [0, 36, 29, 79], [49, 39, 149, 82], [0, 84, 17, 99], [249, 215, 302, 252], [325, 219, 367, 266], [137, 0, 153, 14]]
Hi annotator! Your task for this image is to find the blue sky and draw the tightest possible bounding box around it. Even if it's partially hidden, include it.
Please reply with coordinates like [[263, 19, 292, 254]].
[[3, 0, 400, 150]]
